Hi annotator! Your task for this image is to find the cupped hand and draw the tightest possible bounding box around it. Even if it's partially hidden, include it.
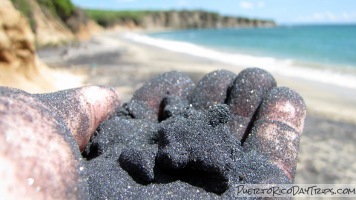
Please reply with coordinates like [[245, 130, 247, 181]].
[[85, 68, 306, 198]]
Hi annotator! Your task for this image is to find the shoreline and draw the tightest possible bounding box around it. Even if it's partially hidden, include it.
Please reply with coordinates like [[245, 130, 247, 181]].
[[124, 31, 356, 90], [40, 30, 356, 124], [39, 29, 356, 184]]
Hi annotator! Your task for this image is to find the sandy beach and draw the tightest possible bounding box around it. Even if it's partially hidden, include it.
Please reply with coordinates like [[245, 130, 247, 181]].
[[38, 30, 356, 184]]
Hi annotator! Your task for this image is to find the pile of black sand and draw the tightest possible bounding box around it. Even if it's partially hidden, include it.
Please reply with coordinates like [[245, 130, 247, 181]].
[[82, 68, 293, 199]]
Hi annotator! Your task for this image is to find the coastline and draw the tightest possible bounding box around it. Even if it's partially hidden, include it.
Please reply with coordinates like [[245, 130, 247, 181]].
[[41, 30, 356, 123], [126, 31, 356, 89], [39, 29, 356, 184]]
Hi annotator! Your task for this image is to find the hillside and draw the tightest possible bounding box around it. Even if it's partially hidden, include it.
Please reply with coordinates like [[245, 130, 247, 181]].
[[10, 0, 101, 47], [85, 9, 276, 29], [0, 0, 83, 92]]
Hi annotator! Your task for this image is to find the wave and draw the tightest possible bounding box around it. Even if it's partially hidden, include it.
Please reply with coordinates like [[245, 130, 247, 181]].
[[123, 32, 356, 89]]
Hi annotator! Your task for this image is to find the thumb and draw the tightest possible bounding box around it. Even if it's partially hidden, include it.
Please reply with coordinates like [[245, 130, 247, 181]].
[[35, 86, 120, 151]]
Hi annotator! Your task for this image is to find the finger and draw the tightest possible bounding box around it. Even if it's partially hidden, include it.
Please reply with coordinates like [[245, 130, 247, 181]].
[[188, 70, 236, 109], [0, 87, 87, 199], [128, 71, 195, 121], [35, 86, 120, 151], [244, 87, 306, 181], [226, 68, 277, 140], [227, 68, 277, 118]]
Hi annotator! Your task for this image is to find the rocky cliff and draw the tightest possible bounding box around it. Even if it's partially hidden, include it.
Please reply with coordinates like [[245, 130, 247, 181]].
[[0, 0, 83, 93], [11, 0, 101, 47], [141, 11, 276, 29], [86, 10, 276, 30]]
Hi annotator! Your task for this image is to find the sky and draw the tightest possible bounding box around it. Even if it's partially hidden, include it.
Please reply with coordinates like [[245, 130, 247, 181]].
[[72, 0, 356, 25]]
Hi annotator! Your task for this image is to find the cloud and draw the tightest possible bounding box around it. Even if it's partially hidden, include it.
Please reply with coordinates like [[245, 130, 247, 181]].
[[240, 1, 253, 9], [239, 1, 265, 9], [296, 11, 356, 23]]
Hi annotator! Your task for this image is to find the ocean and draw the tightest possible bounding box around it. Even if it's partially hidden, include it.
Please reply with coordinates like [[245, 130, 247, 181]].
[[124, 25, 356, 89]]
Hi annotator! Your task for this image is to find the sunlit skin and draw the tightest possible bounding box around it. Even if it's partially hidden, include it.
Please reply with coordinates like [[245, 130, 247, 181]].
[[0, 86, 119, 199], [0, 69, 306, 198]]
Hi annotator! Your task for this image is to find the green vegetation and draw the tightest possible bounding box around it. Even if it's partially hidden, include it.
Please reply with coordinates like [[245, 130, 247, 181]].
[[10, 0, 31, 16], [84, 9, 151, 27], [36, 0, 75, 20], [85, 9, 224, 28], [11, 0, 76, 31], [10, 0, 35, 30]]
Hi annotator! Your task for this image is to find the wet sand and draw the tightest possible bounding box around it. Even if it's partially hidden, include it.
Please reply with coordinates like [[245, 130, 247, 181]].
[[38, 30, 356, 184]]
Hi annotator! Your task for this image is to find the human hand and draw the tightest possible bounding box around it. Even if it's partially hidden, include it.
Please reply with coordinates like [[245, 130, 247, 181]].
[[85, 68, 306, 198], [0, 86, 119, 199]]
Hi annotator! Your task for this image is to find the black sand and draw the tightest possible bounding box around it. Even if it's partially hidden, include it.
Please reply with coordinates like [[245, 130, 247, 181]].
[[82, 69, 300, 199]]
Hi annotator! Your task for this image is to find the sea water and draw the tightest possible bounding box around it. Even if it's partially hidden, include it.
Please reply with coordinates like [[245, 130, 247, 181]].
[[124, 25, 356, 89]]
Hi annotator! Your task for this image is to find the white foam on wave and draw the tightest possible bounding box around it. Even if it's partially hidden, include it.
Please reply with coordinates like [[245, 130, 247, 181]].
[[124, 32, 356, 90]]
